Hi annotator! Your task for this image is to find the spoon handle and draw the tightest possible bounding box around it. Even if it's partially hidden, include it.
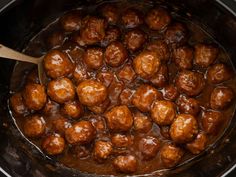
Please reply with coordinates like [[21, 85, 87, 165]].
[[0, 44, 41, 64]]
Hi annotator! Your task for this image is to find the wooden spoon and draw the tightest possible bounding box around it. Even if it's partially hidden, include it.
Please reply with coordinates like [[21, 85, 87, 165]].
[[0, 44, 46, 84]]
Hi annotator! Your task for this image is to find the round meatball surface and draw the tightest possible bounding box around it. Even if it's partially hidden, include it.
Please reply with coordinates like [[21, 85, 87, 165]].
[[52, 117, 71, 135], [10, 92, 28, 115], [150, 64, 169, 88], [102, 26, 121, 46], [176, 95, 200, 116], [133, 113, 152, 133], [23, 115, 45, 138], [170, 114, 198, 143], [113, 155, 137, 173], [163, 85, 179, 101], [42, 134, 65, 155], [94, 140, 113, 162], [84, 48, 104, 69], [73, 63, 89, 83], [60, 10, 82, 32], [173, 46, 193, 70], [124, 29, 146, 51], [186, 132, 207, 154], [117, 64, 136, 83], [111, 134, 133, 148], [121, 8, 143, 28], [101, 4, 118, 24], [62, 100, 83, 119], [119, 88, 134, 105]]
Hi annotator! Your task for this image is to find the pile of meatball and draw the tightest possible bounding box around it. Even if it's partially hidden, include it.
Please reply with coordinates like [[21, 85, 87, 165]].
[[10, 3, 235, 174]]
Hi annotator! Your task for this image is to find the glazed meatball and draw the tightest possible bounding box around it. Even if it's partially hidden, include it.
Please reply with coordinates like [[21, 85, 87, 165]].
[[117, 64, 136, 83], [113, 155, 137, 173], [43, 99, 60, 115], [151, 100, 176, 126], [163, 85, 179, 101], [102, 26, 121, 46], [170, 114, 198, 143], [84, 47, 104, 69], [89, 116, 107, 134], [88, 98, 110, 114], [132, 84, 162, 112], [47, 78, 75, 104], [186, 132, 207, 154], [76, 80, 108, 106], [94, 140, 113, 162], [124, 29, 146, 51], [105, 105, 133, 132], [65, 121, 96, 145], [201, 110, 223, 135], [207, 63, 233, 84], [60, 10, 82, 32], [160, 126, 170, 139], [145, 8, 171, 31], [52, 117, 71, 135], [73, 62, 89, 83], [111, 134, 133, 148], [119, 88, 134, 106], [46, 30, 65, 49], [133, 112, 152, 133], [160, 144, 184, 168], [97, 71, 114, 87], [42, 134, 65, 155], [176, 95, 200, 116], [173, 46, 193, 70], [101, 4, 118, 24], [10, 92, 28, 115], [210, 87, 234, 110], [175, 70, 205, 96], [105, 41, 128, 67], [22, 83, 47, 110], [43, 49, 74, 79], [133, 51, 161, 79], [62, 100, 83, 119], [150, 64, 169, 88], [23, 115, 45, 138], [194, 44, 219, 67], [121, 8, 143, 28], [108, 80, 124, 105]]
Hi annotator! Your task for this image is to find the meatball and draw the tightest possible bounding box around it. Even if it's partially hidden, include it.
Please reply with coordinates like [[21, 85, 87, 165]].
[[111, 134, 133, 148], [150, 64, 169, 88], [113, 155, 137, 173], [43, 99, 60, 115], [120, 88, 134, 106], [62, 100, 83, 119], [42, 134, 65, 155], [160, 144, 184, 168], [121, 8, 143, 28], [10, 92, 28, 115], [84, 47, 104, 69], [173, 46, 193, 70], [65, 121, 96, 145], [73, 62, 89, 83], [100, 4, 118, 24], [194, 44, 219, 67], [97, 71, 114, 87], [105, 41, 128, 67], [47, 78, 75, 104], [133, 113, 152, 133], [163, 85, 179, 101], [175, 70, 205, 96], [186, 132, 207, 154], [105, 105, 133, 132], [133, 51, 161, 79], [124, 29, 146, 51], [43, 49, 74, 79], [145, 8, 171, 31], [108, 80, 124, 105], [117, 64, 136, 83], [132, 84, 162, 112], [23, 115, 45, 138], [46, 30, 65, 49], [139, 136, 161, 160], [22, 83, 47, 110], [102, 26, 121, 46], [88, 98, 110, 114], [176, 95, 200, 116], [201, 110, 223, 135], [89, 116, 106, 134], [170, 114, 198, 143], [60, 10, 82, 32], [210, 87, 234, 110], [52, 117, 71, 135], [76, 80, 108, 106], [151, 100, 176, 126], [94, 140, 113, 162], [207, 63, 233, 84]]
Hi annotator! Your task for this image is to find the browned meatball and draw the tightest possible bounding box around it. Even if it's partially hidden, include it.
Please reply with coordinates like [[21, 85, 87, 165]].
[[46, 30, 65, 49], [73, 62, 89, 83], [47, 78, 75, 104], [186, 132, 207, 154], [89, 116, 106, 134], [23, 115, 45, 138], [210, 87, 234, 110], [42, 134, 65, 155], [201, 110, 222, 135], [60, 10, 82, 32], [105, 105, 133, 132], [133, 112, 152, 133], [52, 117, 71, 135], [170, 114, 198, 143], [124, 29, 146, 51], [94, 140, 113, 162], [163, 85, 179, 101], [43, 99, 60, 115], [132, 84, 162, 112], [194, 44, 219, 67], [160, 126, 170, 139], [133, 51, 161, 79], [151, 100, 176, 126], [176, 95, 200, 116], [145, 8, 171, 31], [76, 80, 108, 106], [160, 144, 184, 168], [117, 64, 136, 83], [62, 100, 83, 119], [65, 120, 96, 145], [43, 49, 74, 79], [175, 70, 205, 96], [113, 155, 137, 173], [150, 64, 169, 88], [22, 83, 47, 110], [105, 41, 128, 67], [165, 23, 188, 47], [102, 26, 121, 46], [108, 80, 124, 105], [101, 4, 118, 24], [10, 92, 28, 115], [88, 98, 110, 114], [139, 136, 161, 160], [97, 71, 114, 87], [207, 63, 233, 84], [111, 134, 133, 148], [120, 88, 134, 105], [84, 47, 104, 69], [173, 46, 193, 69], [121, 8, 143, 28]]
